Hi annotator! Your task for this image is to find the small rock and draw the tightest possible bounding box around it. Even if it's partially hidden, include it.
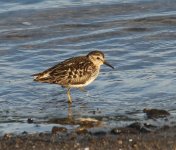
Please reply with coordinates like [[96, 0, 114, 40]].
[[27, 118, 33, 124], [69, 133, 77, 140], [51, 126, 67, 134], [128, 122, 150, 133], [143, 108, 170, 119], [117, 140, 123, 145], [3, 133, 13, 140], [15, 143, 19, 148], [129, 139, 133, 142], [76, 128, 88, 134], [111, 127, 138, 134], [132, 142, 138, 148], [35, 124, 40, 127], [92, 110, 96, 114], [22, 131, 28, 135], [91, 131, 106, 136], [143, 123, 157, 129], [74, 142, 80, 148], [39, 132, 45, 137], [15, 138, 23, 148], [128, 122, 141, 130], [77, 118, 101, 128], [111, 128, 123, 134]]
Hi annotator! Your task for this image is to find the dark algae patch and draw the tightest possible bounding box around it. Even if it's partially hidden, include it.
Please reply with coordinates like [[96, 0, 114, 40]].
[[51, 126, 67, 134], [27, 118, 34, 124], [143, 108, 170, 119], [111, 122, 158, 135]]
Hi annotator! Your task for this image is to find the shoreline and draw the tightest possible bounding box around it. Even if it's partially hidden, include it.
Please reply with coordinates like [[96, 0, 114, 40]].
[[1, 108, 175, 150], [1, 123, 176, 150]]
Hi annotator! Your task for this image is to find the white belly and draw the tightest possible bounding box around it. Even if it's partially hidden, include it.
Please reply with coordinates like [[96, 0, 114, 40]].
[[69, 70, 99, 88]]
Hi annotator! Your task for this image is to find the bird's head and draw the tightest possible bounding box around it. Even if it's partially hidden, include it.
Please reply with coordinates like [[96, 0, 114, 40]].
[[87, 50, 114, 69]]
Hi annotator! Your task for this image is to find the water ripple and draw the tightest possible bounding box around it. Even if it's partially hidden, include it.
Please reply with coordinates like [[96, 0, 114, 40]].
[[0, 0, 176, 132]]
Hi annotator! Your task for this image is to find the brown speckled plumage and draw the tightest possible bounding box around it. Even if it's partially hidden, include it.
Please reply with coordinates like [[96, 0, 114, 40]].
[[33, 56, 97, 86], [33, 50, 114, 103]]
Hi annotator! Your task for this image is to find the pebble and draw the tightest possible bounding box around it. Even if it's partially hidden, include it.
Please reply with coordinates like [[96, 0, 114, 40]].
[[3, 133, 13, 140], [117, 140, 123, 145], [129, 139, 133, 142], [76, 128, 88, 134], [51, 126, 67, 134], [77, 118, 101, 128], [27, 118, 34, 124]]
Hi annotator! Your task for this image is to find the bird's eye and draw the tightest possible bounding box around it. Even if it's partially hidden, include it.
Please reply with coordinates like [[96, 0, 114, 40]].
[[97, 57, 100, 60]]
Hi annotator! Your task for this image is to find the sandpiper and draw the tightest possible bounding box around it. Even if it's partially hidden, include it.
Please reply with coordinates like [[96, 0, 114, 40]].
[[32, 50, 114, 103]]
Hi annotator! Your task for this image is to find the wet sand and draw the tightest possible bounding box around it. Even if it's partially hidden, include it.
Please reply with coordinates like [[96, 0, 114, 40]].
[[1, 124, 176, 150]]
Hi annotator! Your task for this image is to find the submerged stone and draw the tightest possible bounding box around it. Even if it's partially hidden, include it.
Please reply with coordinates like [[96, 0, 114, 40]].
[[51, 126, 67, 134], [27, 118, 34, 124], [128, 122, 151, 133], [143, 108, 170, 119], [47, 118, 75, 125]]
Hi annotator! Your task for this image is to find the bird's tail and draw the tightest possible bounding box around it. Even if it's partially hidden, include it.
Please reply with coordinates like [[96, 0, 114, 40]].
[[32, 72, 51, 83]]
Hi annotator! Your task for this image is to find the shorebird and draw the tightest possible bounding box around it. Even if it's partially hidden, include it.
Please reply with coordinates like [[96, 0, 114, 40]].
[[32, 50, 114, 103]]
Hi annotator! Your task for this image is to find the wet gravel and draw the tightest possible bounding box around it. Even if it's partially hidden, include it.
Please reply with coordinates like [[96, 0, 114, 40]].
[[1, 125, 176, 150]]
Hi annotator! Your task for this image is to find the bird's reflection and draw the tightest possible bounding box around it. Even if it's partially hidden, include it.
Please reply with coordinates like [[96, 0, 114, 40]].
[[67, 103, 73, 120], [45, 101, 101, 129]]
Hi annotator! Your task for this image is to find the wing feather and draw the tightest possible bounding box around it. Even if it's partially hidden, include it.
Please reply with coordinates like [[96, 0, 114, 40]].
[[33, 56, 97, 87]]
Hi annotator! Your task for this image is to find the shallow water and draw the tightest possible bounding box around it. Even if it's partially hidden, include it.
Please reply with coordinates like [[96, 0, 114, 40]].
[[0, 0, 176, 134]]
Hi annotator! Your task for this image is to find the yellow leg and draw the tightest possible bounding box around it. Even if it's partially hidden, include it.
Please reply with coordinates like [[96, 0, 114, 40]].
[[67, 88, 72, 103]]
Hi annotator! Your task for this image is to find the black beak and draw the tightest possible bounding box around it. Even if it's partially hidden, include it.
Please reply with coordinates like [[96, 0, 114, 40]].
[[104, 61, 114, 69]]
